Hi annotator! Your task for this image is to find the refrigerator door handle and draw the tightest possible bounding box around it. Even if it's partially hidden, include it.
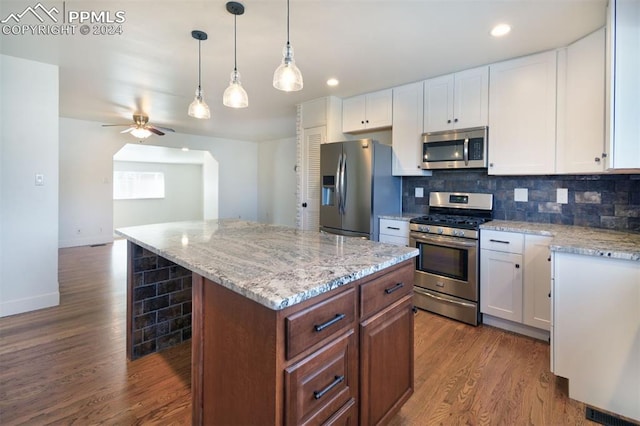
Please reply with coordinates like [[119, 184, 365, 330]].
[[335, 153, 343, 214], [340, 153, 347, 215]]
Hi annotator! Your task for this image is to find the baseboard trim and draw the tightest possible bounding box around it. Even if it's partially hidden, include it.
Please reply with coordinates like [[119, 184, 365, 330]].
[[0, 290, 60, 318], [483, 315, 550, 341]]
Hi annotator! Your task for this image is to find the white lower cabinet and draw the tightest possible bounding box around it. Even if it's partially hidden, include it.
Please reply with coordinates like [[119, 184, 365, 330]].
[[552, 252, 640, 422], [480, 230, 551, 338], [378, 219, 410, 247]]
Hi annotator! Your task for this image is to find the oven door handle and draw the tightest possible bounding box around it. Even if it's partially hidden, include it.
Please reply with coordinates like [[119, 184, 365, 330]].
[[410, 232, 478, 249], [415, 288, 476, 309]]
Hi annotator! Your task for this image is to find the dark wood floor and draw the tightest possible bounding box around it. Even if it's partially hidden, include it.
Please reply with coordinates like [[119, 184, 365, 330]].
[[0, 239, 596, 425]]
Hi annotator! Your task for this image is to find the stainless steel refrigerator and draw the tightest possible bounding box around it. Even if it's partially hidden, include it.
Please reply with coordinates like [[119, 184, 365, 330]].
[[320, 139, 401, 240]]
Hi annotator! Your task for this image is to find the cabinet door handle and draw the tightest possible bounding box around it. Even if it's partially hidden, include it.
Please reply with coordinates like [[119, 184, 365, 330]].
[[595, 157, 601, 163], [447, 119, 452, 124], [454, 118, 458, 123], [548, 292, 551, 298], [384, 282, 404, 294], [489, 239, 510, 244], [515, 264, 520, 269], [386, 226, 400, 230], [314, 313, 346, 332], [313, 375, 345, 400]]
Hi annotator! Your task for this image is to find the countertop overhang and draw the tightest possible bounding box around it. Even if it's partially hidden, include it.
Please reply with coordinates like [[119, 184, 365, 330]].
[[480, 220, 640, 261], [116, 219, 419, 310]]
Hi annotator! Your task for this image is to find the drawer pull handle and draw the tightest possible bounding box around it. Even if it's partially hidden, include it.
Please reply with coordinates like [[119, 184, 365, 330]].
[[314, 313, 346, 332], [313, 375, 345, 400], [386, 226, 401, 230], [489, 239, 510, 244], [384, 282, 404, 294]]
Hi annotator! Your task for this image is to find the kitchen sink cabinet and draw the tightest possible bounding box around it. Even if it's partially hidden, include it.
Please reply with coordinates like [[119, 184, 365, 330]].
[[480, 230, 552, 339], [423, 66, 489, 133], [606, 0, 640, 169], [556, 28, 606, 174], [488, 51, 557, 175], [552, 252, 640, 421], [342, 89, 393, 133], [391, 81, 431, 176]]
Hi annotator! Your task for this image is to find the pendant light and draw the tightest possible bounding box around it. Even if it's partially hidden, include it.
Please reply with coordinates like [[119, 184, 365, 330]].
[[273, 0, 303, 92], [223, 2, 249, 108], [188, 30, 211, 119]]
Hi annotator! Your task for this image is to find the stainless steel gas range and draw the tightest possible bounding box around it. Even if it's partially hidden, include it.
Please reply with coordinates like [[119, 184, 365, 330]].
[[409, 192, 493, 326]]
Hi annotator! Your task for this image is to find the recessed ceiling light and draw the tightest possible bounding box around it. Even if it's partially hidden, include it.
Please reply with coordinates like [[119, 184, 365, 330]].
[[491, 23, 511, 37], [182, 147, 189, 152], [326, 78, 339, 87]]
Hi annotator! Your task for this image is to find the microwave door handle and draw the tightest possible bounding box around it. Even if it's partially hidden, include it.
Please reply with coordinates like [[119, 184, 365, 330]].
[[464, 138, 469, 166]]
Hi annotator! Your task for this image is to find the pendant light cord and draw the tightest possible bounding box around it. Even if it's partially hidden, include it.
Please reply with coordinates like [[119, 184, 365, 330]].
[[286, 0, 290, 45], [234, 14, 238, 71], [197, 39, 202, 91]]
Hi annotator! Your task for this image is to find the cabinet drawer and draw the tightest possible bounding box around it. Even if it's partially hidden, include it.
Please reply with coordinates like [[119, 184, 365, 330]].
[[286, 288, 356, 360], [480, 230, 524, 254], [360, 262, 414, 320], [284, 331, 357, 426], [379, 219, 409, 238], [379, 234, 409, 247]]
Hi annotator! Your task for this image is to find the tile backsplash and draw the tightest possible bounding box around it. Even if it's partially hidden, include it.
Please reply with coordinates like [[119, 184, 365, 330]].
[[403, 171, 640, 232]]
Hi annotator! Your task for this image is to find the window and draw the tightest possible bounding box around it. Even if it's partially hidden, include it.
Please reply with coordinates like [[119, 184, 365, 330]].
[[113, 171, 165, 200]]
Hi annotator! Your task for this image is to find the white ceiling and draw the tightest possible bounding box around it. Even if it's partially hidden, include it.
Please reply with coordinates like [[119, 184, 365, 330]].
[[0, 0, 607, 142]]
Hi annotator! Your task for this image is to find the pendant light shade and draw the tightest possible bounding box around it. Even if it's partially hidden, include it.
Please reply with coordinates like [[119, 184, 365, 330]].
[[130, 127, 152, 139], [273, 0, 303, 92], [223, 2, 249, 108], [188, 30, 211, 119]]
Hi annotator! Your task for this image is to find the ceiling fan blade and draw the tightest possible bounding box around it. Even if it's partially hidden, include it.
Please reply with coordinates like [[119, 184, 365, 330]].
[[102, 124, 132, 127], [120, 127, 135, 134], [147, 127, 165, 136], [151, 125, 175, 133]]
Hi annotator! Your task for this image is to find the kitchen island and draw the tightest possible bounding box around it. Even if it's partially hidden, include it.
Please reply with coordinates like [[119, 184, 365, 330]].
[[116, 219, 418, 425]]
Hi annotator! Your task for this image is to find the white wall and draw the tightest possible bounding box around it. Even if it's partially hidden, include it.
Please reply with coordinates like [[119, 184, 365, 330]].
[[257, 137, 297, 227], [59, 117, 258, 248], [113, 161, 203, 228], [1, 55, 60, 317]]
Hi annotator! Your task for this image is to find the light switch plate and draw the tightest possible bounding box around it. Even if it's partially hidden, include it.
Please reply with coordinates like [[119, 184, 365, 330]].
[[557, 188, 568, 204], [415, 187, 424, 198], [514, 188, 528, 202], [35, 173, 44, 186]]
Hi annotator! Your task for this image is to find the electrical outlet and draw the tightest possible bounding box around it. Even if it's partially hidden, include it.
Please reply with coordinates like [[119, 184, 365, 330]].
[[514, 188, 528, 202], [415, 187, 424, 198], [557, 188, 568, 204], [35, 174, 44, 186]]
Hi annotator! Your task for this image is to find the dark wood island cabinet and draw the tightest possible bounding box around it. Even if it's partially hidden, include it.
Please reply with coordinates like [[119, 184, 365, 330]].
[[116, 220, 418, 425]]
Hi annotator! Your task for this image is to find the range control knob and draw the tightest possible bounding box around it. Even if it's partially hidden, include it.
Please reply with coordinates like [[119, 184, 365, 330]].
[[437, 228, 444, 235], [454, 230, 465, 237]]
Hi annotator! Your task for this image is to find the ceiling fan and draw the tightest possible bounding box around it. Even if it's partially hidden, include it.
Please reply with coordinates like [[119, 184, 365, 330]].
[[102, 114, 175, 139]]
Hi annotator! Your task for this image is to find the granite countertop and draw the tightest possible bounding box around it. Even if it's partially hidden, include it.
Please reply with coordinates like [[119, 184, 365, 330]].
[[379, 213, 423, 222], [115, 219, 419, 310], [481, 220, 640, 261]]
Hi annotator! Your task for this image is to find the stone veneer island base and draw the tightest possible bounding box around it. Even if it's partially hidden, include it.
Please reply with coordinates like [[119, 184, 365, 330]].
[[117, 219, 419, 425]]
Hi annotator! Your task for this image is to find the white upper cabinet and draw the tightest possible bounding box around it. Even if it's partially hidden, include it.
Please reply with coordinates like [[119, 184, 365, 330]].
[[300, 96, 344, 143], [423, 66, 488, 133], [556, 28, 606, 174], [488, 51, 558, 175], [392, 82, 431, 176], [342, 89, 393, 133], [606, 0, 640, 169]]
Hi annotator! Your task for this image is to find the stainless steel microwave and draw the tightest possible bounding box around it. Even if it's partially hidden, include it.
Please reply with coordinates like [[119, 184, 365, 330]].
[[421, 126, 488, 170]]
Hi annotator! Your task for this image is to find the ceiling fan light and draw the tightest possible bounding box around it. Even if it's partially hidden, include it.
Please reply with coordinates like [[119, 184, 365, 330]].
[[273, 44, 303, 92], [130, 127, 152, 139], [188, 88, 211, 119], [223, 70, 249, 108]]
